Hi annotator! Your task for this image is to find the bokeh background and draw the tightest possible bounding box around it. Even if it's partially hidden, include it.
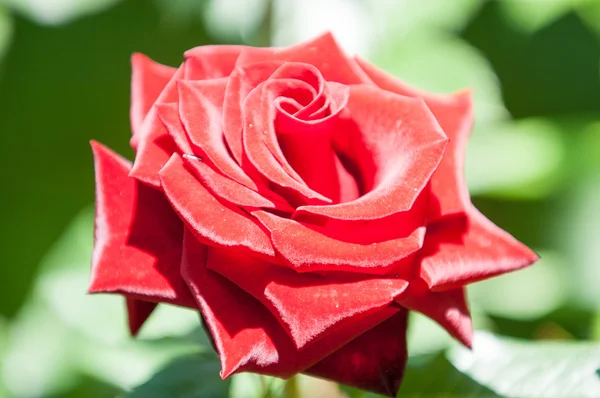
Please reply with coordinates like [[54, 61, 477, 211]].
[[1, 0, 599, 397]]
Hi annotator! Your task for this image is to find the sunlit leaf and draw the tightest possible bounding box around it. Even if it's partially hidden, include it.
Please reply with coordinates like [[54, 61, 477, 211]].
[[398, 354, 501, 398], [449, 332, 600, 397]]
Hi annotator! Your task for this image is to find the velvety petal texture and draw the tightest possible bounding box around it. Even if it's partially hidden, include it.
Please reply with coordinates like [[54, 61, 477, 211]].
[[89, 32, 538, 396]]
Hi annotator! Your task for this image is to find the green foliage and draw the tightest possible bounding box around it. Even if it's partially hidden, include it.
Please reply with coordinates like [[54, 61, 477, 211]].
[[1, 0, 600, 397], [126, 354, 229, 398], [448, 332, 600, 397]]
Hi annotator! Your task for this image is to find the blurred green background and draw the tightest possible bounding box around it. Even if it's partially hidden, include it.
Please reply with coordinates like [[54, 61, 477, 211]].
[[0, 0, 599, 397]]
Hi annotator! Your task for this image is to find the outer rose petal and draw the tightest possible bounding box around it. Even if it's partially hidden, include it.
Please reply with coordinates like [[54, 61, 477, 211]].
[[129, 65, 185, 187], [205, 247, 408, 349], [254, 210, 425, 274], [396, 279, 472, 347], [420, 212, 539, 291], [89, 142, 195, 308], [294, 85, 448, 221], [235, 32, 371, 85], [130, 53, 177, 146], [158, 154, 275, 258], [125, 298, 157, 336], [355, 57, 538, 287], [306, 310, 409, 398], [354, 56, 473, 220], [184, 45, 247, 80], [181, 230, 401, 386]]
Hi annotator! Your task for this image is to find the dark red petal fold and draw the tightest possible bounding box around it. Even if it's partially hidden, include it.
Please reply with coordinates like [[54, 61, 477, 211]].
[[130, 53, 176, 146], [396, 280, 472, 347], [306, 310, 409, 398], [125, 298, 157, 336], [419, 212, 539, 291], [242, 81, 332, 206], [158, 154, 275, 258], [89, 142, 194, 308], [254, 210, 424, 274], [205, 247, 408, 349], [295, 85, 448, 221]]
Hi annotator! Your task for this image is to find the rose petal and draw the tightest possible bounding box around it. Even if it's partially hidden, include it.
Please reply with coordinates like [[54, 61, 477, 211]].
[[306, 310, 409, 398], [129, 65, 185, 187], [242, 81, 332, 205], [396, 278, 472, 347], [125, 298, 157, 336], [294, 85, 448, 221], [158, 153, 275, 258], [206, 247, 408, 348], [236, 32, 371, 85], [155, 102, 193, 154], [155, 101, 291, 211], [177, 79, 259, 190], [254, 210, 425, 274], [419, 212, 539, 291], [130, 53, 176, 146], [182, 155, 293, 211], [355, 58, 538, 287], [89, 142, 195, 308], [354, 56, 473, 220], [223, 61, 285, 164], [181, 230, 400, 379], [276, 82, 350, 202], [184, 45, 247, 80]]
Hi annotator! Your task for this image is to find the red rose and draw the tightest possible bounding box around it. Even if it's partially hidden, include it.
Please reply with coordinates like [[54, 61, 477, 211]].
[[89, 33, 538, 396]]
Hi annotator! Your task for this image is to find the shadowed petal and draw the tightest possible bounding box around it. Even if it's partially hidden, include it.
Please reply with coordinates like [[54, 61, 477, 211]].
[[206, 247, 407, 348], [181, 230, 400, 380], [125, 298, 157, 336], [396, 279, 472, 348], [306, 310, 409, 397], [89, 142, 194, 308]]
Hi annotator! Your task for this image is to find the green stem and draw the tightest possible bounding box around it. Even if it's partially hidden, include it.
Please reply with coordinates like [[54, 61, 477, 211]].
[[282, 375, 300, 398]]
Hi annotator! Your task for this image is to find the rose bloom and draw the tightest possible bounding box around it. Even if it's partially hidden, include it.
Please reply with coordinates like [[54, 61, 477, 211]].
[[89, 33, 538, 396]]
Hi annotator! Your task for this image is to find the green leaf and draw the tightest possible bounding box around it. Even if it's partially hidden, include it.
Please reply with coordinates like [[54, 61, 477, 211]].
[[126, 354, 229, 398], [499, 0, 594, 33], [398, 354, 501, 398], [449, 332, 600, 397]]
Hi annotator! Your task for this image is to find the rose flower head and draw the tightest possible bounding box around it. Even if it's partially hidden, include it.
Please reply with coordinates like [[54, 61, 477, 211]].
[[89, 33, 538, 396]]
